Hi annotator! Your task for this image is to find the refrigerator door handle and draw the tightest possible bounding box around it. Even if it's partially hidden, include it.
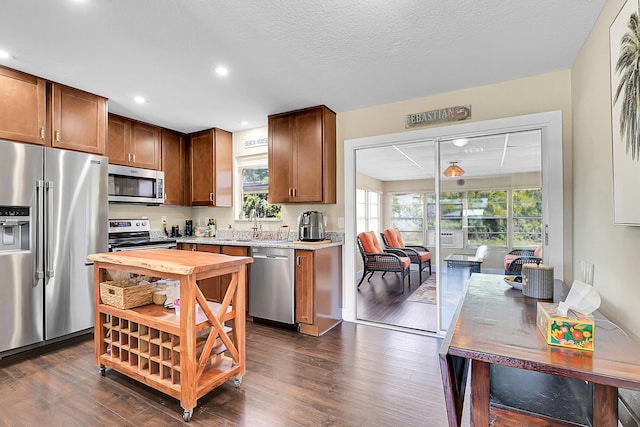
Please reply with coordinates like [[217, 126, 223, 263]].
[[45, 180, 54, 278], [35, 180, 45, 281]]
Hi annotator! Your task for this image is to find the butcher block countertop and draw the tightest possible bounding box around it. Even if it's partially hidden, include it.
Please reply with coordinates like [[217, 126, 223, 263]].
[[87, 248, 252, 275]]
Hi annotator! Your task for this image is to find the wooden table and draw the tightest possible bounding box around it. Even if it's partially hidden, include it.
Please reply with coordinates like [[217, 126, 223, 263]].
[[439, 273, 640, 427], [444, 254, 483, 275], [88, 249, 252, 422]]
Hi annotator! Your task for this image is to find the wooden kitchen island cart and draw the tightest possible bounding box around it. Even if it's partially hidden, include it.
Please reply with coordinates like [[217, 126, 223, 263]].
[[87, 249, 252, 422]]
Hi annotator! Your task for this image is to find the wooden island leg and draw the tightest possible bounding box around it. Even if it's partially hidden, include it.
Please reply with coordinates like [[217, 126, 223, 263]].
[[180, 273, 198, 418]]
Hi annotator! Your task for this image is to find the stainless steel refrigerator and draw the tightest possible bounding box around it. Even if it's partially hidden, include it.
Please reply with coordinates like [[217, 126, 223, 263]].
[[0, 139, 107, 355]]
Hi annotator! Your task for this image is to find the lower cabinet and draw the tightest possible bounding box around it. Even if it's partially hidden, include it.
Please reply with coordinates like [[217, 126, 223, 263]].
[[177, 243, 249, 304], [295, 246, 342, 336], [179, 242, 342, 335]]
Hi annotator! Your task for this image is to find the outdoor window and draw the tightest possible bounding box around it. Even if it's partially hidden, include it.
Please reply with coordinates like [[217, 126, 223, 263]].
[[390, 193, 424, 245], [237, 156, 281, 220], [512, 188, 543, 246], [391, 188, 541, 249], [356, 189, 381, 234], [440, 192, 463, 231], [467, 190, 508, 246]]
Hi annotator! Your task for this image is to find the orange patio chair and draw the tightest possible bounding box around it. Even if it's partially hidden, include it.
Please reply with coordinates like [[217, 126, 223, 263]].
[[357, 231, 411, 293], [381, 228, 432, 284]]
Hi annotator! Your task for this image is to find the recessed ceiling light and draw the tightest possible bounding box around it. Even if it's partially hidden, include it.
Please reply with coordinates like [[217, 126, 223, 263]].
[[134, 96, 145, 104], [0, 50, 10, 60], [215, 66, 229, 76], [240, 121, 249, 126]]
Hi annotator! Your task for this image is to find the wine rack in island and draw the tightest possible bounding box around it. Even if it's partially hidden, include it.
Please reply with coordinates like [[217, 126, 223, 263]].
[[88, 249, 252, 422]]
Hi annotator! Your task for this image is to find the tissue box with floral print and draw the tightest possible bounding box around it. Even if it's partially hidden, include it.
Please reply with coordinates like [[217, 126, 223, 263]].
[[536, 302, 594, 351]]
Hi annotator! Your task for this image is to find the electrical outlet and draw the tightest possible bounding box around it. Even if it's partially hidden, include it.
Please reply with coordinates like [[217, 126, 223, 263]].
[[161, 216, 167, 223], [338, 217, 345, 229]]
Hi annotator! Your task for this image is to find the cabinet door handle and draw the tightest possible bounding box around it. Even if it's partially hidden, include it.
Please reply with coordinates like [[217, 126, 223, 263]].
[[209, 193, 214, 202], [40, 127, 45, 139], [132, 154, 135, 163], [55, 130, 60, 142], [296, 256, 301, 266]]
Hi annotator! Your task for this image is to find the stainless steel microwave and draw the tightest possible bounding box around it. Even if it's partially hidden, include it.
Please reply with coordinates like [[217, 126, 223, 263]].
[[108, 164, 165, 205]]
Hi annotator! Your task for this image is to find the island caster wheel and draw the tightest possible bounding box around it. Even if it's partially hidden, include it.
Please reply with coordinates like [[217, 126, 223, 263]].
[[233, 375, 242, 388], [99, 366, 106, 376], [183, 409, 193, 422]]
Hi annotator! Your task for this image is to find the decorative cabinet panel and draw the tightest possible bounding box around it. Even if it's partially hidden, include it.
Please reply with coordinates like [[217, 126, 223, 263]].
[[268, 105, 336, 204], [107, 114, 161, 170], [161, 129, 186, 205], [295, 250, 315, 325], [188, 128, 232, 207], [51, 83, 107, 155], [295, 246, 342, 336], [0, 66, 46, 145]]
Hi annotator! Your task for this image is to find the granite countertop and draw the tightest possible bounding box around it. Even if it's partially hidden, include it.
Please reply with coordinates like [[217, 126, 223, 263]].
[[176, 236, 342, 250]]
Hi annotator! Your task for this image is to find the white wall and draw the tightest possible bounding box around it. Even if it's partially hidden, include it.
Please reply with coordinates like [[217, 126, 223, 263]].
[[572, 0, 640, 340]]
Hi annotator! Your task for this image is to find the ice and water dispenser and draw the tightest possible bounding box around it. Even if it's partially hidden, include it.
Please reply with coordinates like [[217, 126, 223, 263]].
[[0, 206, 30, 252]]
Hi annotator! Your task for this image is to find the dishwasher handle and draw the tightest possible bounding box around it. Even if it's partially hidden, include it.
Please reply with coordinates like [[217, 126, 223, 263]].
[[252, 253, 289, 260]]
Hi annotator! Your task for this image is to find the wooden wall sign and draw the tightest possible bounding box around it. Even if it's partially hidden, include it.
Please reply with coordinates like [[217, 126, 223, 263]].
[[405, 105, 471, 129]]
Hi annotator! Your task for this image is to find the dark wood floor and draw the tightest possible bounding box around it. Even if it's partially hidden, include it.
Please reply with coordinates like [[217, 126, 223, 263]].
[[356, 270, 437, 332], [0, 321, 457, 426]]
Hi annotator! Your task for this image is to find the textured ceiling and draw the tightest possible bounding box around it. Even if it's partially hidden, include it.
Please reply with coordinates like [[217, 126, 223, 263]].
[[0, 1, 605, 134]]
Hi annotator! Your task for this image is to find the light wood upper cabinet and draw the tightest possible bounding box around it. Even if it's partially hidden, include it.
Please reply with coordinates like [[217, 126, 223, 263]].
[[188, 128, 232, 207], [161, 128, 186, 206], [268, 105, 336, 204], [0, 66, 47, 145], [51, 83, 106, 155], [107, 114, 161, 170]]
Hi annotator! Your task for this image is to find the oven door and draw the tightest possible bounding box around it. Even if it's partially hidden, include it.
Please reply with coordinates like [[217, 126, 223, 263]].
[[110, 242, 177, 252]]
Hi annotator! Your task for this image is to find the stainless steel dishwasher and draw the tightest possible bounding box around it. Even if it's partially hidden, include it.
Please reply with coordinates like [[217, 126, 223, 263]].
[[249, 246, 295, 324]]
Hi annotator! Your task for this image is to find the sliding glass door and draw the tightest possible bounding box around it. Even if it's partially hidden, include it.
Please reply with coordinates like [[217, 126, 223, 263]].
[[344, 111, 563, 335]]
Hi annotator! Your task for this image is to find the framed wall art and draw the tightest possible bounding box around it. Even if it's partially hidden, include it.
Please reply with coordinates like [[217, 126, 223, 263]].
[[610, 0, 640, 225]]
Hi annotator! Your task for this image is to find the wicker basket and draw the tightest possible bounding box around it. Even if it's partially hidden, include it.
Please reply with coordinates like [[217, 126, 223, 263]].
[[100, 278, 154, 309]]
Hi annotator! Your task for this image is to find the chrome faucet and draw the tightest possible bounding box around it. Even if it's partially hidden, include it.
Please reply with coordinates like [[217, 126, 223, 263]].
[[250, 208, 259, 238]]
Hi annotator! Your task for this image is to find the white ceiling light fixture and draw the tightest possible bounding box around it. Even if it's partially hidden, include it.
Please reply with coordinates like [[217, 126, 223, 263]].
[[134, 96, 146, 104], [0, 50, 10, 60], [240, 121, 249, 126], [215, 66, 229, 76], [452, 138, 468, 147]]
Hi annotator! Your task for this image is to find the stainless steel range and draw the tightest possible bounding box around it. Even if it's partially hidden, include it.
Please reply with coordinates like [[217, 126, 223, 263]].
[[108, 219, 177, 251]]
